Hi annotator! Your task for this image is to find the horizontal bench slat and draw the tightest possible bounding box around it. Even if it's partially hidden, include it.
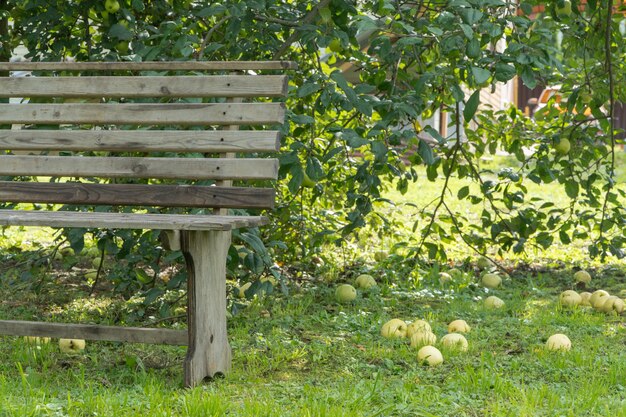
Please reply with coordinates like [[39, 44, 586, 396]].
[[0, 182, 275, 209], [0, 75, 288, 98], [0, 103, 285, 125], [0, 156, 278, 180], [0, 61, 298, 71], [0, 209, 269, 230], [0, 320, 187, 345], [0, 130, 280, 152]]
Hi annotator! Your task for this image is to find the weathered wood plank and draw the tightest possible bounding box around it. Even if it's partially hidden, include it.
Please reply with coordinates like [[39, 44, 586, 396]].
[[182, 230, 232, 386], [0, 182, 275, 209], [0, 209, 269, 230], [0, 103, 286, 125], [0, 155, 278, 180], [0, 75, 288, 98], [0, 130, 281, 152], [0, 320, 187, 345], [0, 61, 298, 71]]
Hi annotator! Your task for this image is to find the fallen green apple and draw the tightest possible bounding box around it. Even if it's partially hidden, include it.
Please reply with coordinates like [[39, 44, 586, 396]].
[[481, 273, 502, 289], [440, 333, 468, 352], [476, 257, 491, 270], [573, 270, 591, 284], [439, 272, 452, 285], [335, 284, 357, 303], [447, 319, 471, 333], [354, 274, 377, 289], [484, 296, 505, 309], [381, 319, 408, 339], [546, 334, 571, 351], [599, 296, 624, 314], [406, 320, 432, 338], [579, 291, 592, 306], [590, 290, 610, 309], [409, 331, 437, 348], [559, 290, 582, 308], [417, 345, 444, 366], [59, 338, 86, 354]]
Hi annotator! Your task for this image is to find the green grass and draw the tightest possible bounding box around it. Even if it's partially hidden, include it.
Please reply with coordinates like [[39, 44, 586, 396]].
[[1, 264, 625, 416]]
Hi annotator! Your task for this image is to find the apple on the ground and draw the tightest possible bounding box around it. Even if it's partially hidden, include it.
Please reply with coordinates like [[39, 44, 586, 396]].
[[546, 334, 571, 351], [599, 296, 624, 314], [481, 273, 502, 289], [579, 291, 592, 306], [559, 290, 582, 308], [354, 274, 377, 289], [406, 320, 431, 337], [417, 345, 444, 366], [447, 319, 471, 333], [59, 338, 86, 353], [484, 296, 505, 309], [440, 333, 469, 352], [574, 270, 591, 284], [381, 319, 408, 338], [409, 331, 437, 348], [335, 284, 357, 303], [590, 290, 610, 309]]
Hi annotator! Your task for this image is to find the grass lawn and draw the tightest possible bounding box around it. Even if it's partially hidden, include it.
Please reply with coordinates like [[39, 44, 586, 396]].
[[1, 155, 625, 416]]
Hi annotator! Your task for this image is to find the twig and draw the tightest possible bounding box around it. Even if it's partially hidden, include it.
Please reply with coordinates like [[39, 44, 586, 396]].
[[197, 15, 231, 60]]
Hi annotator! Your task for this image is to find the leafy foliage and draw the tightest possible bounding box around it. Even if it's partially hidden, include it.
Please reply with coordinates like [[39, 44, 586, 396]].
[[1, 0, 626, 298]]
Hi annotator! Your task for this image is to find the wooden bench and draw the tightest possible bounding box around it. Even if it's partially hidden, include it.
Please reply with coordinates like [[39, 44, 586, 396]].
[[0, 61, 295, 387]]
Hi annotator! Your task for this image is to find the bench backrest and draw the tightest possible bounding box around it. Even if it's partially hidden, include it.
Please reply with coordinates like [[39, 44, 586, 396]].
[[0, 61, 294, 214]]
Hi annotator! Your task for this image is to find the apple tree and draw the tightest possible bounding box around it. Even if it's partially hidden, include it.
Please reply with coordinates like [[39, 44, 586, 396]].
[[1, 0, 625, 297]]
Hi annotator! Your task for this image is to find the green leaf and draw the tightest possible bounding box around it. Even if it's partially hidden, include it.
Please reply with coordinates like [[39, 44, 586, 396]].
[[457, 185, 470, 199], [109, 24, 133, 40], [565, 180, 579, 198], [464, 90, 481, 122], [520, 67, 536, 89], [459, 23, 474, 39], [459, 8, 484, 25], [424, 126, 444, 144], [297, 82, 321, 98], [471, 66, 491, 84], [494, 63, 516, 82], [419, 140, 435, 165]]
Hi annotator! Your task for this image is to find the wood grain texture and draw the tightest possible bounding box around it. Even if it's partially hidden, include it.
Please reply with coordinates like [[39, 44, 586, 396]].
[[0, 75, 288, 98], [0, 210, 269, 230], [0, 103, 286, 125], [0, 182, 275, 209], [182, 230, 232, 386], [0, 155, 278, 180], [0, 61, 298, 71], [0, 129, 281, 152], [0, 320, 187, 345]]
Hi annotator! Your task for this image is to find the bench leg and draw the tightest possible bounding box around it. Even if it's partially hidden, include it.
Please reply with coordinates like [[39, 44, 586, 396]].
[[180, 230, 232, 387]]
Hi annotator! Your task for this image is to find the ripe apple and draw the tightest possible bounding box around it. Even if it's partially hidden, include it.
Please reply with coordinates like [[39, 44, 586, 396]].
[[406, 320, 432, 338], [439, 272, 452, 285], [555, 138, 571, 155], [328, 38, 342, 53], [104, 0, 120, 13], [24, 336, 51, 345], [447, 319, 471, 333], [599, 296, 624, 314], [590, 290, 610, 309], [481, 273, 502, 289], [59, 338, 86, 353], [546, 334, 571, 351], [556, 0, 572, 16], [373, 250, 388, 262], [476, 257, 491, 270], [441, 333, 469, 352], [579, 291, 592, 306], [417, 345, 444, 366], [574, 270, 591, 284], [381, 319, 408, 339], [335, 284, 357, 303], [559, 290, 582, 308], [354, 274, 377, 289], [409, 331, 437, 348], [484, 296, 505, 309]]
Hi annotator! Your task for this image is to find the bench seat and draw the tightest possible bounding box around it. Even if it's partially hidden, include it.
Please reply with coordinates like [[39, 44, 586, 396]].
[[0, 210, 268, 231]]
